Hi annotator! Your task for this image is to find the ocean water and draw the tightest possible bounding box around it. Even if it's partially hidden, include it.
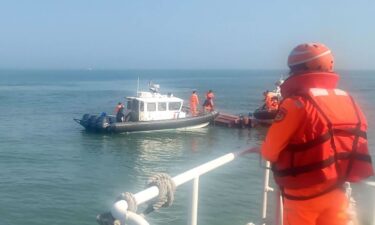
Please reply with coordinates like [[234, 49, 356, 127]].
[[0, 70, 374, 225]]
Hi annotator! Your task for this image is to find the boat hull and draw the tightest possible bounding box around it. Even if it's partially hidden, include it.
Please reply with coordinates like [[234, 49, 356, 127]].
[[252, 108, 278, 125], [75, 111, 218, 133]]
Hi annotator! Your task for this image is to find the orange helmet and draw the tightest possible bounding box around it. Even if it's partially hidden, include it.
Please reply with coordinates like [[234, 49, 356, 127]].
[[288, 43, 334, 74]]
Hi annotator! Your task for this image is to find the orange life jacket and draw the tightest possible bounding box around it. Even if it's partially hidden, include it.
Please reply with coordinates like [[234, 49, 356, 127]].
[[190, 93, 199, 106], [206, 92, 214, 100], [268, 101, 278, 111], [114, 105, 122, 113], [204, 92, 215, 111], [272, 87, 373, 200]]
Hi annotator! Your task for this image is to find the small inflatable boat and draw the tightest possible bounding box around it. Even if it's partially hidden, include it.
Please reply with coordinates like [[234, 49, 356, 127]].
[[74, 84, 218, 133], [251, 108, 278, 125], [251, 77, 284, 125]]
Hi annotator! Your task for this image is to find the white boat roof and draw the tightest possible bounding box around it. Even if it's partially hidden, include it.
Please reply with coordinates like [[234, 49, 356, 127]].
[[127, 91, 183, 103]]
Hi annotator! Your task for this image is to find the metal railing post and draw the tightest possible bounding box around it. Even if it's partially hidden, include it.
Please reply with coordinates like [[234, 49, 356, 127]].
[[367, 182, 375, 225], [277, 191, 283, 225], [190, 177, 200, 225], [261, 161, 273, 225]]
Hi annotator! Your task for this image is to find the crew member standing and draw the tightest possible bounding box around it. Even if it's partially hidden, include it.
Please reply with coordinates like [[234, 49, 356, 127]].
[[259, 43, 373, 225], [114, 102, 125, 122], [190, 90, 199, 116], [203, 90, 215, 112], [114, 102, 123, 114]]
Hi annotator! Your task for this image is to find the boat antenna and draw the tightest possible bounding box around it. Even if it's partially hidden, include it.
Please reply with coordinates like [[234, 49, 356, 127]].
[[137, 76, 140, 94]]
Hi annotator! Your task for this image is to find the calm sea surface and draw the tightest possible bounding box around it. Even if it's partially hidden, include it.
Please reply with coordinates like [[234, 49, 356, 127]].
[[0, 70, 374, 225]]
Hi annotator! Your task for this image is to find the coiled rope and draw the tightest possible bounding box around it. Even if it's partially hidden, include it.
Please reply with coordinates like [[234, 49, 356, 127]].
[[116, 192, 138, 212], [143, 173, 176, 215], [97, 174, 175, 225], [96, 192, 138, 225]]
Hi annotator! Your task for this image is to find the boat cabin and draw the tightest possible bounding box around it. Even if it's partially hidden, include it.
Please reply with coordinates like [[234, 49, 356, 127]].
[[126, 91, 187, 122]]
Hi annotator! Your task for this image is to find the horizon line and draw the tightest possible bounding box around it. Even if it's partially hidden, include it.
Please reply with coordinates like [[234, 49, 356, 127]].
[[0, 68, 374, 71]]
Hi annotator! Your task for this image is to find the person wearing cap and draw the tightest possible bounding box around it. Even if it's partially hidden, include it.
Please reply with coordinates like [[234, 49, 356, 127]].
[[258, 43, 373, 224], [190, 90, 200, 116]]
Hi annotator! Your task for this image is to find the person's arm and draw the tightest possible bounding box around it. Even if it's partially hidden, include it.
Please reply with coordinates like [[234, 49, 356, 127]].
[[261, 97, 306, 162]]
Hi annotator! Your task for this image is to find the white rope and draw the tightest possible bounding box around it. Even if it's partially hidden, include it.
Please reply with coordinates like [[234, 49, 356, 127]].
[[97, 192, 138, 225], [143, 173, 176, 215], [116, 192, 138, 212]]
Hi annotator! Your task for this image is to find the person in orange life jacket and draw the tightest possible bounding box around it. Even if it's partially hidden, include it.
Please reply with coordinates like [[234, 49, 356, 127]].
[[268, 96, 279, 111], [190, 90, 200, 116], [249, 43, 373, 225], [203, 90, 215, 112], [115, 102, 125, 122], [262, 90, 277, 111]]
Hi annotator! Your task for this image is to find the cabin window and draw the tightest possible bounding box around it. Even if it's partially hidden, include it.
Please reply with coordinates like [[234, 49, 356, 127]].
[[168, 102, 181, 111], [127, 100, 132, 110], [147, 103, 156, 112], [158, 102, 167, 111], [140, 102, 144, 111]]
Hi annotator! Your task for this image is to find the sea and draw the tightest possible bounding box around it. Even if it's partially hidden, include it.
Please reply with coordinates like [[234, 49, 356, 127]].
[[0, 70, 374, 225]]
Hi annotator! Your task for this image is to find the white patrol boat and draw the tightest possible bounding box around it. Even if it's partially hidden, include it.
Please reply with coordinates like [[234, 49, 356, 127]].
[[75, 84, 218, 133]]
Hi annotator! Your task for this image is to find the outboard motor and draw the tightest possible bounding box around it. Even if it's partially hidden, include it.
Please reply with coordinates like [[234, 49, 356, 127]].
[[87, 115, 98, 129], [108, 116, 116, 124], [81, 114, 91, 126], [96, 113, 109, 130]]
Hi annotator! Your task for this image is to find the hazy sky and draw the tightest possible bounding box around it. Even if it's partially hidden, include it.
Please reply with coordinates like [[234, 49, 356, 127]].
[[0, 1, 374, 70]]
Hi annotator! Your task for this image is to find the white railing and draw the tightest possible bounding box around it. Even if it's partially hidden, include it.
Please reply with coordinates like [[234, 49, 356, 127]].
[[97, 149, 375, 225], [365, 181, 375, 225], [98, 148, 263, 225], [260, 161, 283, 225]]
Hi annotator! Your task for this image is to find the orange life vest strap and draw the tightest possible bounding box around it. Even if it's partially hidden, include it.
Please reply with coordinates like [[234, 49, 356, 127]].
[[281, 182, 343, 201], [273, 152, 372, 177], [285, 128, 367, 153], [285, 132, 331, 152], [345, 95, 362, 178]]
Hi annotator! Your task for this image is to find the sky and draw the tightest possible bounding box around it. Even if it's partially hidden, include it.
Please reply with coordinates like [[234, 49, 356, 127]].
[[0, 0, 374, 70]]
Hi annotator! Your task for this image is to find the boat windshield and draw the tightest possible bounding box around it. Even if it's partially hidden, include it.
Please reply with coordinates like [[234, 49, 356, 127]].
[[158, 102, 167, 111], [127, 100, 132, 110], [169, 102, 181, 111]]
